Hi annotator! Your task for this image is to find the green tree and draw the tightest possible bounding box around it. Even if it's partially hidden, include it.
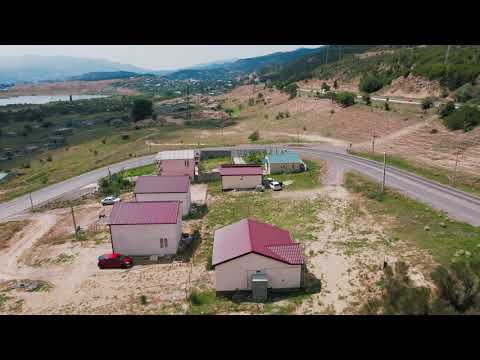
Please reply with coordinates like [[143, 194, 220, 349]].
[[334, 92, 355, 107], [333, 79, 338, 89], [438, 101, 455, 118], [443, 106, 480, 131], [359, 74, 384, 93], [284, 83, 299, 99], [131, 98, 153, 122]]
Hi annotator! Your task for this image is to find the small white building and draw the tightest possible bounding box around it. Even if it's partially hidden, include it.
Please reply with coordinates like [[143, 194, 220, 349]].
[[212, 218, 304, 293], [108, 201, 182, 257], [219, 164, 263, 191], [155, 149, 198, 179], [134, 176, 191, 216]]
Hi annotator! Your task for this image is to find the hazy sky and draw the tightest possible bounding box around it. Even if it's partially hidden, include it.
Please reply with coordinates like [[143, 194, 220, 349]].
[[0, 45, 322, 70]]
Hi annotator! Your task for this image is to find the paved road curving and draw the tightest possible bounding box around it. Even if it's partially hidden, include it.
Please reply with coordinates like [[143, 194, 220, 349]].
[[1, 145, 480, 227]]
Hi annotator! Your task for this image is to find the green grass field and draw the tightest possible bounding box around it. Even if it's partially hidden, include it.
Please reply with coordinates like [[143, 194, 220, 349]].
[[344, 172, 480, 265]]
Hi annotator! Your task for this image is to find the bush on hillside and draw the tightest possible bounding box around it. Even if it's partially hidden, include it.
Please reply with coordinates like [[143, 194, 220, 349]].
[[443, 106, 480, 131], [321, 82, 330, 92], [421, 97, 435, 110], [334, 91, 355, 107], [362, 94, 371, 106], [359, 74, 384, 93], [248, 130, 260, 142], [438, 101, 456, 118], [284, 83, 299, 99]]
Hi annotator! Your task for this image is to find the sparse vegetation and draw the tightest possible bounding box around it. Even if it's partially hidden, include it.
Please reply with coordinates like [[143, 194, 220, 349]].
[[421, 97, 435, 110], [344, 172, 480, 264]]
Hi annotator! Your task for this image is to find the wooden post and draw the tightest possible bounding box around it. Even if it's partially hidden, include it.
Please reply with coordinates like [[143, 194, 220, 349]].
[[372, 135, 375, 154], [71, 206, 78, 238], [381, 152, 387, 193]]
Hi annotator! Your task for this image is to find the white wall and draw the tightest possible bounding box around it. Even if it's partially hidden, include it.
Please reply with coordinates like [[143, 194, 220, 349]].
[[214, 253, 302, 292], [221, 175, 262, 190], [135, 191, 191, 216], [110, 210, 182, 256]]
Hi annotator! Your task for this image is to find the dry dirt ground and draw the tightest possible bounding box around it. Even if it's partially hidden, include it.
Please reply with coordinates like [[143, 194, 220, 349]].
[[220, 85, 424, 145], [0, 161, 434, 314], [0, 188, 211, 315]]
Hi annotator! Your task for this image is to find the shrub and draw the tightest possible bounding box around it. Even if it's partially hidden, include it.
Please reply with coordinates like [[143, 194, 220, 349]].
[[421, 97, 435, 110], [248, 130, 260, 142], [46, 155, 53, 162], [362, 94, 371, 106], [121, 133, 130, 140], [334, 92, 355, 107], [431, 256, 480, 314], [430, 128, 438, 134], [438, 101, 456, 118], [22, 162, 30, 169], [101, 138, 106, 144], [321, 82, 330, 92], [93, 150, 98, 156], [333, 79, 338, 89], [139, 295, 148, 305], [443, 106, 480, 131], [284, 83, 299, 99], [384, 102, 390, 111], [359, 74, 384, 93], [248, 98, 255, 106]]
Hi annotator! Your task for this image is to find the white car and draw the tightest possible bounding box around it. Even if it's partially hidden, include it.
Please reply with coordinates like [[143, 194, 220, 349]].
[[269, 181, 282, 191], [101, 196, 121, 206]]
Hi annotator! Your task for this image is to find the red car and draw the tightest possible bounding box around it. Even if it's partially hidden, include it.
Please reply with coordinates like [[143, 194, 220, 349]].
[[97, 253, 133, 269]]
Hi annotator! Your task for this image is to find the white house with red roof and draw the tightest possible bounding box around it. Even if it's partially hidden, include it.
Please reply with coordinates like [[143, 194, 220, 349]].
[[219, 164, 263, 191], [212, 218, 304, 292], [134, 176, 191, 216], [108, 201, 182, 257]]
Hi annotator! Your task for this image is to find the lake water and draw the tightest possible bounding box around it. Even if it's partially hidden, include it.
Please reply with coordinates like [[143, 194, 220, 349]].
[[0, 94, 109, 106]]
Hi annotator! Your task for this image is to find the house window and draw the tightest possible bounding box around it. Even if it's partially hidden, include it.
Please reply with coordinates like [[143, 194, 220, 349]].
[[160, 238, 168, 248]]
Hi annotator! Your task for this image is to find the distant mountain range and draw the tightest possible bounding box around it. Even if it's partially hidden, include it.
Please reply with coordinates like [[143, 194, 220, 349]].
[[0, 47, 322, 84], [0, 55, 152, 83]]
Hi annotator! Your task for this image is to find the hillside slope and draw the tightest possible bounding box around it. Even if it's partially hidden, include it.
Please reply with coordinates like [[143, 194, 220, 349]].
[[263, 45, 480, 98]]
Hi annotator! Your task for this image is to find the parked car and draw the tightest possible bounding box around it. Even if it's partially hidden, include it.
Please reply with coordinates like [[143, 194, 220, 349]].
[[269, 181, 283, 191], [101, 196, 121, 206], [97, 253, 133, 269], [263, 178, 274, 187]]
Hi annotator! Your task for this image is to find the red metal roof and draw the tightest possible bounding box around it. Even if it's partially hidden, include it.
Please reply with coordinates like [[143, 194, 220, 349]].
[[108, 201, 180, 225], [219, 164, 263, 176], [212, 218, 304, 267], [134, 176, 189, 194]]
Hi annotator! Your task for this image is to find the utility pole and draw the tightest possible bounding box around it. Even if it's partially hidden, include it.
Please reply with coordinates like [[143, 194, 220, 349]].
[[108, 167, 112, 180], [372, 135, 376, 154], [452, 150, 460, 185], [71, 206, 78, 239], [381, 152, 387, 193], [29, 192, 34, 211]]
